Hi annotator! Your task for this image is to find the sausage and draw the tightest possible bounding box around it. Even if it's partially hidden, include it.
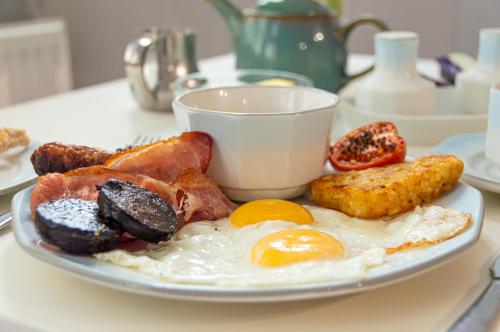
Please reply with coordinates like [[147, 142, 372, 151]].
[[30, 142, 112, 175]]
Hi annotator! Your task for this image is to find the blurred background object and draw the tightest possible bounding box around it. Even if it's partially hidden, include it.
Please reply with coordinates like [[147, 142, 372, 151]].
[[124, 27, 199, 111], [455, 29, 500, 114], [354, 31, 436, 116], [0, 0, 499, 90], [210, 0, 387, 92], [174, 69, 313, 97], [0, 17, 72, 107]]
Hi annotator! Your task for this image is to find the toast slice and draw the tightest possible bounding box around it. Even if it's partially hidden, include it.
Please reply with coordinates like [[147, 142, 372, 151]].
[[0, 127, 29, 153]]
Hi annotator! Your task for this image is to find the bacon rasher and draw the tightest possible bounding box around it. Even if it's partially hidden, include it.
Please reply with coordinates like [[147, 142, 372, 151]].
[[30, 166, 236, 224]]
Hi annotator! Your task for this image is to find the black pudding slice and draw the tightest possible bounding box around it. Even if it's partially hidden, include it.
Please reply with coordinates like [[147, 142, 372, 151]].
[[97, 179, 179, 243], [35, 199, 122, 254]]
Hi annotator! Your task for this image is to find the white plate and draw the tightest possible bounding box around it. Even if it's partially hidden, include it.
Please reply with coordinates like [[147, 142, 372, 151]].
[[433, 132, 500, 193], [12, 182, 483, 303], [339, 88, 487, 145], [0, 140, 39, 195]]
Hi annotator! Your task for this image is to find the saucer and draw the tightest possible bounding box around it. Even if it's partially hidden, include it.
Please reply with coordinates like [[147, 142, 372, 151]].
[[339, 88, 487, 145], [432, 132, 500, 193]]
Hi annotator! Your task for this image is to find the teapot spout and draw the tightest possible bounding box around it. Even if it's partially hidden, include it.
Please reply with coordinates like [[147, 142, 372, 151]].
[[210, 0, 243, 45]]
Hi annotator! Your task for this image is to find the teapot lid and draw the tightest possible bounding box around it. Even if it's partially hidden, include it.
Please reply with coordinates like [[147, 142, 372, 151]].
[[253, 0, 332, 17]]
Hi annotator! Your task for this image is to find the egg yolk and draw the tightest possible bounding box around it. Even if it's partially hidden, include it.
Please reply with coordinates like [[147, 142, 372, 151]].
[[230, 199, 314, 227], [251, 229, 345, 267]]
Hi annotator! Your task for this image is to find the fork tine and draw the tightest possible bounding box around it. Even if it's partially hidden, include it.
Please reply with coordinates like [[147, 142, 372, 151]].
[[131, 134, 164, 147], [131, 135, 143, 146], [145, 135, 161, 144], [140, 135, 149, 146]]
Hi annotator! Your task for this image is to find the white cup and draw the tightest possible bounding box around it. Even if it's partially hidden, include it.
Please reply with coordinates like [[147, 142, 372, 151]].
[[172, 86, 339, 201], [485, 83, 500, 164], [456, 28, 500, 114], [355, 31, 436, 115]]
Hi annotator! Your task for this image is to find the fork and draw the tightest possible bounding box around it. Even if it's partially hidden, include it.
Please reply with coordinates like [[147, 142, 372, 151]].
[[0, 211, 11, 232], [0, 134, 164, 232], [130, 134, 163, 146], [448, 254, 500, 332]]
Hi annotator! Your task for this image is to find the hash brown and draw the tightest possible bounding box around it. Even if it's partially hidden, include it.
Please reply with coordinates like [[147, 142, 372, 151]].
[[310, 155, 464, 219]]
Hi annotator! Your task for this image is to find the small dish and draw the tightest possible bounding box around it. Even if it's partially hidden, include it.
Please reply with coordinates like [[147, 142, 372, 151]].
[[173, 86, 339, 201], [339, 88, 487, 145], [13, 182, 484, 303], [433, 132, 500, 193], [0, 140, 39, 195], [174, 69, 313, 98]]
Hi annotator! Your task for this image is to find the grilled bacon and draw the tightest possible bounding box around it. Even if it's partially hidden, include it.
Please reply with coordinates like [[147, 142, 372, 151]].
[[30, 132, 213, 181], [30, 166, 236, 224], [105, 131, 212, 183]]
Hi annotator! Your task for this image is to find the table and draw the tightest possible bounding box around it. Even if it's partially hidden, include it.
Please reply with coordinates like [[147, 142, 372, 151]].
[[0, 54, 499, 332]]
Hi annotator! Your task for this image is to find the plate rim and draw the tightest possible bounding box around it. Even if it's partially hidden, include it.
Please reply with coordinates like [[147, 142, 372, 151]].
[[339, 89, 488, 121], [433, 132, 500, 192], [0, 140, 39, 195], [12, 183, 484, 303]]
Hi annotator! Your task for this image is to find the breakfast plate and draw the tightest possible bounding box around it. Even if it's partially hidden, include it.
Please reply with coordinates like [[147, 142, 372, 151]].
[[339, 88, 487, 145], [433, 132, 500, 193], [13, 182, 484, 303], [0, 140, 39, 195]]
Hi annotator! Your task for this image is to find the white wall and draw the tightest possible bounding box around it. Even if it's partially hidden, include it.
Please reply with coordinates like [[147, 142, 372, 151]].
[[27, 0, 253, 88], [455, 0, 500, 55], [344, 0, 456, 57], [344, 0, 500, 58], [24, 0, 500, 88], [0, 0, 30, 22]]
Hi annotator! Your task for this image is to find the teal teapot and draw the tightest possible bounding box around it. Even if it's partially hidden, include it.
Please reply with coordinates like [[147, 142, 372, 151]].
[[211, 0, 388, 92]]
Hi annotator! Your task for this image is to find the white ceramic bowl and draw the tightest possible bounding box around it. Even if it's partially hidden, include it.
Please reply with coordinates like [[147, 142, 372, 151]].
[[172, 86, 339, 201]]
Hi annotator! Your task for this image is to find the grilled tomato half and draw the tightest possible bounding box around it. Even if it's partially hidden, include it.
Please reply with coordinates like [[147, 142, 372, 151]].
[[329, 121, 406, 171]]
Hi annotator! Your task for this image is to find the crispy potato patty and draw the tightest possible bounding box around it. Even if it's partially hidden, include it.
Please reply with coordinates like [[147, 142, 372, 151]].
[[310, 155, 464, 219]]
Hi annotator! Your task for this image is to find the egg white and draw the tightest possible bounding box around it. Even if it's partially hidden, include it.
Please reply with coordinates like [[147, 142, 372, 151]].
[[95, 205, 470, 287]]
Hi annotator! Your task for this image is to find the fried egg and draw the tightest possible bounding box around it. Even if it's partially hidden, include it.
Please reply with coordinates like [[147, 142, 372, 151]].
[[96, 201, 471, 287]]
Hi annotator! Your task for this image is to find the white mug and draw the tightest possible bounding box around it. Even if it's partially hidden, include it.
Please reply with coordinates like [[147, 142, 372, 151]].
[[355, 31, 436, 115], [172, 86, 339, 201], [456, 28, 500, 114], [485, 83, 500, 164]]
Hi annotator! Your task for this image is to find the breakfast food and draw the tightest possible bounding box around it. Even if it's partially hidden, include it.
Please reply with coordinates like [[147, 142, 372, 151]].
[[0, 127, 30, 153], [104, 131, 212, 183], [329, 121, 406, 171], [96, 201, 471, 286], [27, 127, 474, 289], [30, 166, 236, 223], [98, 180, 179, 243], [30, 131, 212, 179], [310, 155, 463, 219], [35, 199, 122, 254], [230, 199, 314, 227], [30, 142, 112, 175]]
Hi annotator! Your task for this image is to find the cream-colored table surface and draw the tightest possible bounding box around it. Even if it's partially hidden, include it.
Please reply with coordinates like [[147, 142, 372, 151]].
[[0, 54, 498, 332]]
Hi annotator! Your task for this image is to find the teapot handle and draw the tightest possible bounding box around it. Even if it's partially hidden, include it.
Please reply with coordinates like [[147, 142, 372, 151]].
[[338, 15, 389, 87], [124, 34, 158, 108]]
